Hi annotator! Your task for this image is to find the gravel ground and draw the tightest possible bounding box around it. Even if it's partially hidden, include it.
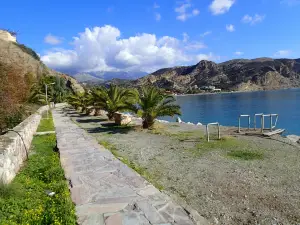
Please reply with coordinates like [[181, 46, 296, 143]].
[[69, 110, 300, 225]]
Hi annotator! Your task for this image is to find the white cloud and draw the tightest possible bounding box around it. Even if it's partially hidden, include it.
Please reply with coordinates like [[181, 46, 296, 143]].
[[175, 0, 200, 21], [182, 32, 189, 43], [41, 25, 219, 73], [200, 31, 212, 37], [196, 52, 220, 61], [155, 13, 161, 21], [281, 0, 300, 6], [44, 34, 63, 45], [234, 51, 244, 56], [242, 14, 265, 25], [226, 24, 235, 32], [273, 50, 291, 57], [209, 0, 235, 15], [185, 42, 206, 50], [153, 2, 160, 8]]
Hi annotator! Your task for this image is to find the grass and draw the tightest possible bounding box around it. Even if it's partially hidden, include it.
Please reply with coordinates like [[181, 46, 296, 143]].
[[188, 136, 265, 160], [227, 150, 264, 160], [99, 140, 164, 190], [0, 122, 76, 224], [149, 123, 204, 141], [36, 111, 55, 132]]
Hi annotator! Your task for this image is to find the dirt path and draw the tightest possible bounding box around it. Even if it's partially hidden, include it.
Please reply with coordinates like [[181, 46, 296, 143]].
[[70, 109, 300, 225]]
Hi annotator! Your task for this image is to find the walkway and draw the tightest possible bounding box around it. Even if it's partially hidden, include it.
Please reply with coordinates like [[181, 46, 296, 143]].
[[52, 106, 201, 225]]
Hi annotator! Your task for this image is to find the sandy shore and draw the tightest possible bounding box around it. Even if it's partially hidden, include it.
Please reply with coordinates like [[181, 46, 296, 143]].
[[67, 109, 300, 225]]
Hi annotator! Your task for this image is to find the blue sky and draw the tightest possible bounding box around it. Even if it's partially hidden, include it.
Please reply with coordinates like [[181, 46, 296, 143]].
[[1, 0, 300, 73]]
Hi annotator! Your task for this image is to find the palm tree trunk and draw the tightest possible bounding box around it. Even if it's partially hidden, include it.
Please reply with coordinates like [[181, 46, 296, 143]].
[[107, 112, 114, 121], [94, 108, 101, 116], [142, 119, 154, 129]]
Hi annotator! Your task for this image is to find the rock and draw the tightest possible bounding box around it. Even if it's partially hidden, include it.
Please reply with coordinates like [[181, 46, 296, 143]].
[[197, 122, 203, 126], [286, 135, 300, 143], [176, 117, 182, 123], [114, 113, 132, 125]]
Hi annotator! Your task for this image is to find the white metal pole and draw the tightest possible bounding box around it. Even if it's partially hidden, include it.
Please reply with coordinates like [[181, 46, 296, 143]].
[[270, 115, 273, 131], [206, 125, 209, 142], [248, 116, 250, 130], [261, 116, 264, 133], [238, 116, 241, 133]]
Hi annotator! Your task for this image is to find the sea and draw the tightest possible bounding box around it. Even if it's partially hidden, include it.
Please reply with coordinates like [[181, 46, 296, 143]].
[[164, 88, 300, 135]]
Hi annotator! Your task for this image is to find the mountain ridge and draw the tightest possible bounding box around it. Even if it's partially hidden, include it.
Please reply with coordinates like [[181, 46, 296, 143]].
[[135, 57, 300, 92]]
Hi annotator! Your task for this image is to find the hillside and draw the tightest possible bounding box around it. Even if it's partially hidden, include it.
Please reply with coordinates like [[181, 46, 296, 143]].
[[72, 71, 147, 84], [0, 36, 84, 94], [136, 58, 300, 92]]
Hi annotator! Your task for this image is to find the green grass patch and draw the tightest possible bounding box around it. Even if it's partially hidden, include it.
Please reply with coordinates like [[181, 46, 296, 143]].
[[0, 133, 76, 225], [149, 124, 204, 141], [99, 140, 164, 190], [171, 131, 204, 141], [187, 136, 265, 160], [227, 150, 264, 160], [37, 111, 55, 132]]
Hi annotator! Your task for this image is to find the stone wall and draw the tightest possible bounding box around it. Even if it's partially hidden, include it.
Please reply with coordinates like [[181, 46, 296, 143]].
[[0, 30, 17, 42], [0, 105, 48, 184]]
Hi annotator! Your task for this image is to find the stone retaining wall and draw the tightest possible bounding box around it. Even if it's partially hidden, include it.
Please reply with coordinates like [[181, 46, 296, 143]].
[[0, 105, 48, 184]]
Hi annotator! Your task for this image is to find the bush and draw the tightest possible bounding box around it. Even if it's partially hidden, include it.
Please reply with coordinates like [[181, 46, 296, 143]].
[[0, 63, 32, 133]]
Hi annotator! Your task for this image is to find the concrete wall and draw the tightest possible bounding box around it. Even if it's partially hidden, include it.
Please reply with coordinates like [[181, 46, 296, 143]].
[[0, 30, 17, 42], [0, 106, 48, 184]]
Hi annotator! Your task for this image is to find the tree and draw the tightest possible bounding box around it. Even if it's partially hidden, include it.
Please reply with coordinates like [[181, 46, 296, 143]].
[[67, 92, 91, 113], [28, 76, 69, 105], [91, 85, 137, 120], [136, 86, 181, 129]]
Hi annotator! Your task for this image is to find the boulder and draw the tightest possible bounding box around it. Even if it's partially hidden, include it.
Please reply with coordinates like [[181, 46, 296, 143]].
[[114, 112, 132, 125]]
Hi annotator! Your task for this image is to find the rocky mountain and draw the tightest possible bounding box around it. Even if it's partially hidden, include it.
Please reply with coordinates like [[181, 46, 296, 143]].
[[72, 71, 147, 84], [0, 34, 84, 93], [136, 58, 300, 92]]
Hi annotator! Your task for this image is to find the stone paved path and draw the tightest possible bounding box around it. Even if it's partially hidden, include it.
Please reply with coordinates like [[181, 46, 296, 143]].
[[52, 106, 201, 225]]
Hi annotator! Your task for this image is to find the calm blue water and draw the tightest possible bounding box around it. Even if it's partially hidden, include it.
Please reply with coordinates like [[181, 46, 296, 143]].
[[164, 89, 300, 135]]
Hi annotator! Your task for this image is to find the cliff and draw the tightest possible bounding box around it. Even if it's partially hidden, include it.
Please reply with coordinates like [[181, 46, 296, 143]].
[[0, 37, 84, 93], [136, 58, 300, 92]]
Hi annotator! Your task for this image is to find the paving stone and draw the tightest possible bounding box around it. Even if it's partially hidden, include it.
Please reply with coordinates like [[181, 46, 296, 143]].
[[105, 213, 123, 225], [52, 106, 197, 225], [136, 200, 167, 224]]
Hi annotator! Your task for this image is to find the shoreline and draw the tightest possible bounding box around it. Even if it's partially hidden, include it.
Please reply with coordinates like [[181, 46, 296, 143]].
[[173, 87, 300, 97]]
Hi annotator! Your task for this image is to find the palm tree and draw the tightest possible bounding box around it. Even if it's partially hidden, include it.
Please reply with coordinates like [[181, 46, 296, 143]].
[[136, 86, 181, 129], [67, 92, 91, 113], [91, 85, 137, 120]]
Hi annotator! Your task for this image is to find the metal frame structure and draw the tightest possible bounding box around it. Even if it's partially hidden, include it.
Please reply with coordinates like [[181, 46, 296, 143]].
[[206, 122, 221, 142], [261, 114, 278, 132], [238, 113, 279, 133], [254, 113, 264, 130], [238, 115, 251, 133]]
